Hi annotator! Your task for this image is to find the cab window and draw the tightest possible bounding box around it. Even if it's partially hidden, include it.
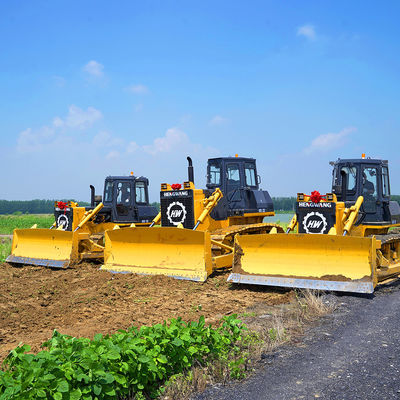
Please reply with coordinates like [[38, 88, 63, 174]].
[[245, 163, 257, 186], [116, 182, 131, 204], [362, 167, 378, 199], [104, 181, 113, 202], [208, 163, 221, 185], [382, 166, 390, 197], [135, 181, 147, 204], [227, 164, 240, 183], [340, 166, 357, 192]]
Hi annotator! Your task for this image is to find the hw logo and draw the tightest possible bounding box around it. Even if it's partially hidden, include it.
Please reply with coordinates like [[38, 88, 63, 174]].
[[166, 201, 187, 226], [170, 209, 183, 218], [302, 212, 328, 234], [307, 220, 323, 229]]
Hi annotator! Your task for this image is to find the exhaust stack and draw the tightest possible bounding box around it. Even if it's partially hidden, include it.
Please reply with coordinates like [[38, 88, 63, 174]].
[[187, 156, 194, 184], [90, 185, 95, 207]]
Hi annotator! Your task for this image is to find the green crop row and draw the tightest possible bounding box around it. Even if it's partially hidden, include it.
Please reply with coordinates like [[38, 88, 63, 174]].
[[0, 215, 54, 235], [0, 315, 247, 399]]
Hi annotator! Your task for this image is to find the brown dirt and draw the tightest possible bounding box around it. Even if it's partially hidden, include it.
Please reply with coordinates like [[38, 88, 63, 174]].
[[0, 262, 293, 361]]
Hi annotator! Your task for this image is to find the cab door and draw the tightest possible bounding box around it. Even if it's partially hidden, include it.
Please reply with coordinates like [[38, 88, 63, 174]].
[[225, 163, 243, 209], [381, 165, 391, 222], [361, 166, 382, 222], [112, 180, 135, 222]]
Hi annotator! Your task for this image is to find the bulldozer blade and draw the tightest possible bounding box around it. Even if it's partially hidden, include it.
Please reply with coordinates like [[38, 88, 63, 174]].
[[6, 229, 77, 268], [102, 227, 213, 281], [228, 234, 378, 294]]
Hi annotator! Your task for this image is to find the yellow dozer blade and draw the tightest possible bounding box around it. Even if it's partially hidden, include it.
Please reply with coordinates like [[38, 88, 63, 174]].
[[102, 227, 213, 281], [6, 229, 78, 268], [228, 233, 378, 294]]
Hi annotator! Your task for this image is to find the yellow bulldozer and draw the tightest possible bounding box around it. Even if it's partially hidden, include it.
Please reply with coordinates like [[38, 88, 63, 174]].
[[6, 174, 159, 268], [229, 156, 400, 293], [102, 156, 283, 281]]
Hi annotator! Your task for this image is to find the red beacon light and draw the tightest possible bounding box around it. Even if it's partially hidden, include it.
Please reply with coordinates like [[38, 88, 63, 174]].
[[171, 183, 182, 190]]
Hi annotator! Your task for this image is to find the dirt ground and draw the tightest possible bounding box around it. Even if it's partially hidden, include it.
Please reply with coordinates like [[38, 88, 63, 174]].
[[0, 262, 294, 361]]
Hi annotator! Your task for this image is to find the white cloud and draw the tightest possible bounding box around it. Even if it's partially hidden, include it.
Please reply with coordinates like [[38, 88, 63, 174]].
[[127, 141, 139, 153], [297, 24, 316, 41], [106, 150, 120, 160], [13, 109, 219, 201], [125, 84, 149, 94], [92, 131, 110, 147], [83, 60, 104, 77], [17, 105, 103, 154], [53, 105, 102, 130], [17, 126, 55, 153], [304, 127, 357, 154], [142, 128, 188, 155], [209, 115, 229, 126], [93, 131, 123, 147]]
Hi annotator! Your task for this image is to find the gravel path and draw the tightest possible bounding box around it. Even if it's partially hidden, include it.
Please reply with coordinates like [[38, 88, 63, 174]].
[[195, 281, 400, 400]]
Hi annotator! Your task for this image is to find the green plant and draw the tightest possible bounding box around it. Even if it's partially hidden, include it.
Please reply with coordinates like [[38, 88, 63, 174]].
[[238, 312, 256, 318], [228, 357, 247, 379], [0, 240, 11, 262], [268, 327, 278, 341], [0, 315, 247, 399]]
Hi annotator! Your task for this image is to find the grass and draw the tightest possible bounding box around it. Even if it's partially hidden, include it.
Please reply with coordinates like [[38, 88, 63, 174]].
[[0, 214, 54, 261], [0, 214, 53, 234], [0, 238, 11, 262], [162, 290, 335, 400]]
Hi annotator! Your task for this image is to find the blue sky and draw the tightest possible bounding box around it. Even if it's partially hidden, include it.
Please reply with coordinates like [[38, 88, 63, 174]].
[[1, 1, 399, 201]]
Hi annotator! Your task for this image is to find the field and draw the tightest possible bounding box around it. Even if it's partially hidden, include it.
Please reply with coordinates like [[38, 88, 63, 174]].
[[0, 214, 54, 262], [0, 214, 53, 234], [0, 214, 330, 398], [0, 262, 294, 362]]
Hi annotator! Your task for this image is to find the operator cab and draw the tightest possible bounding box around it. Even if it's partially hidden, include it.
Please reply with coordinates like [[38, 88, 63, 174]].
[[101, 176, 158, 223], [206, 156, 274, 216], [331, 157, 400, 224], [54, 175, 158, 231]]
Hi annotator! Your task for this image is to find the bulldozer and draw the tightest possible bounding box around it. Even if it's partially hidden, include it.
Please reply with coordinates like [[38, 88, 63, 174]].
[[6, 174, 159, 268], [102, 156, 283, 281], [229, 156, 400, 293]]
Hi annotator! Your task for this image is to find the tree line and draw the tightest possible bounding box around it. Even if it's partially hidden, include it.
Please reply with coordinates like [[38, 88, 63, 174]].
[[0, 200, 89, 215], [0, 196, 399, 214]]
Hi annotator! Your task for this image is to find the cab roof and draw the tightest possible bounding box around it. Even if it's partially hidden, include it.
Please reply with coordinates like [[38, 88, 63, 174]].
[[208, 156, 256, 163], [105, 175, 148, 181], [332, 158, 388, 166]]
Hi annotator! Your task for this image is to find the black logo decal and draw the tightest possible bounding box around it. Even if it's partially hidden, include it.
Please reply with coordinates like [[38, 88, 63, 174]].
[[166, 201, 187, 226], [302, 211, 328, 234], [57, 214, 69, 230]]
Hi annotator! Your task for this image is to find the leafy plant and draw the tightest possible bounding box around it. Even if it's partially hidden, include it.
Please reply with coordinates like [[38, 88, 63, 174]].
[[0, 315, 247, 399]]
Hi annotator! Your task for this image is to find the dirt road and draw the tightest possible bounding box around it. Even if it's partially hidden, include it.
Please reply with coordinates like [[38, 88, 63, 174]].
[[195, 281, 400, 399], [0, 262, 292, 361]]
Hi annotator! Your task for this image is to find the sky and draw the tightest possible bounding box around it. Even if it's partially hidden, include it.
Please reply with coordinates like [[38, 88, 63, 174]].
[[1, 0, 400, 202]]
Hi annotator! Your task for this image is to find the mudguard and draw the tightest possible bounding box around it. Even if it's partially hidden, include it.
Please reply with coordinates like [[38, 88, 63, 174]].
[[228, 233, 378, 294]]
